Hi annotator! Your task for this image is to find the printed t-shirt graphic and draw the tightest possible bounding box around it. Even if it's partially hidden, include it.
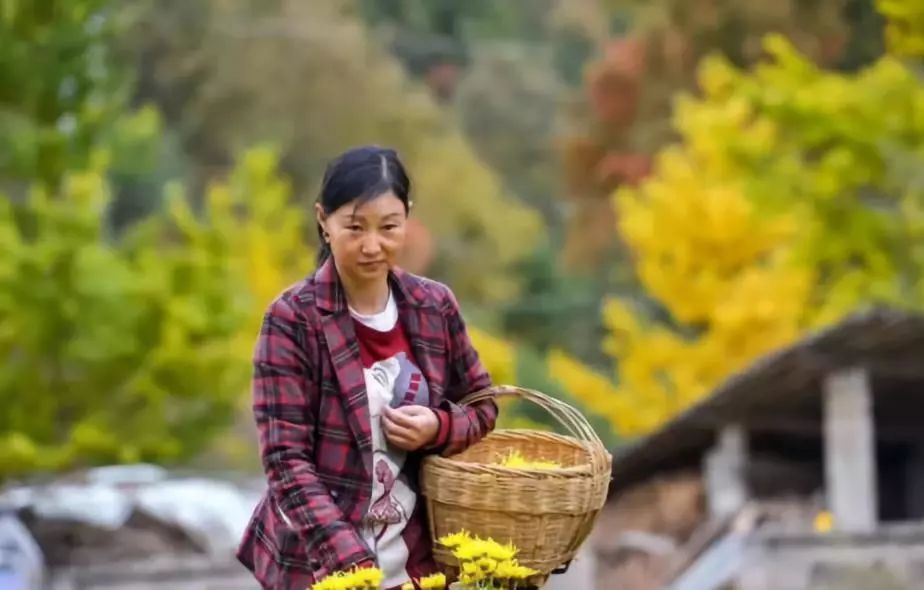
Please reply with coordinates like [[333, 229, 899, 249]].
[[350, 291, 431, 589]]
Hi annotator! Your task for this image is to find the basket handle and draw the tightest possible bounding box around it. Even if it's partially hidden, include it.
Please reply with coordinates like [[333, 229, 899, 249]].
[[459, 384, 607, 452]]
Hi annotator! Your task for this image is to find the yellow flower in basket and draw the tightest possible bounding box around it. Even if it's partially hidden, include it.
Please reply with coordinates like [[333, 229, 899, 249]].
[[495, 449, 560, 470]]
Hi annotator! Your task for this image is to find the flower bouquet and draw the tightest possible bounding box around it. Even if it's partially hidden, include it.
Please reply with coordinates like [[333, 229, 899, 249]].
[[310, 530, 538, 590], [436, 530, 539, 589]]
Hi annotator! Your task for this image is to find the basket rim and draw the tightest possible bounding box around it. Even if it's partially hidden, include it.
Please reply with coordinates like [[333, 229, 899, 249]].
[[424, 455, 595, 476], [422, 428, 609, 477]]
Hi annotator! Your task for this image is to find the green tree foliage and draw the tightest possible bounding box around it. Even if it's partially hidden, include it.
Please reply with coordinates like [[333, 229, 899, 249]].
[[0, 142, 310, 478], [0, 0, 160, 193], [0, 161, 247, 476], [454, 44, 566, 228], [358, 0, 555, 72]]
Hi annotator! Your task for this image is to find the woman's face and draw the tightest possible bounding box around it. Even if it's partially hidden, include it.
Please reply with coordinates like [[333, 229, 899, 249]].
[[317, 191, 408, 285]]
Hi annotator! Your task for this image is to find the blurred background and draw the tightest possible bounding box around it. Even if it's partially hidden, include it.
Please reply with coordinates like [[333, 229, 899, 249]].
[[2, 0, 924, 588]]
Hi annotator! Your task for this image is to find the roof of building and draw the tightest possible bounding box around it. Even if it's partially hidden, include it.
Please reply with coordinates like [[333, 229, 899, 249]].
[[609, 307, 924, 494]]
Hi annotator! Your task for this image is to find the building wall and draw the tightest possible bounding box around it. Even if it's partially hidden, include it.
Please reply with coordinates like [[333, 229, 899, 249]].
[[591, 471, 705, 590]]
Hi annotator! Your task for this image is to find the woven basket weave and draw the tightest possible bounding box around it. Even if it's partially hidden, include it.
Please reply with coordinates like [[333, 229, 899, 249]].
[[421, 385, 612, 581]]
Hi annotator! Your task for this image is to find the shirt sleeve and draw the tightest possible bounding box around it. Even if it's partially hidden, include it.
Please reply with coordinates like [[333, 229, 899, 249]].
[[252, 298, 374, 573]]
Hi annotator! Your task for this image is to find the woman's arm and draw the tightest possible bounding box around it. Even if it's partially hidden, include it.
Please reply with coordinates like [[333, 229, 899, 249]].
[[430, 288, 498, 457], [252, 298, 374, 572]]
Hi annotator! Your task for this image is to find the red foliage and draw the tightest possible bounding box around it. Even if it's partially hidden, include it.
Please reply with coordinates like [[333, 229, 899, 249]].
[[586, 38, 647, 129], [595, 152, 653, 188], [399, 217, 435, 274]]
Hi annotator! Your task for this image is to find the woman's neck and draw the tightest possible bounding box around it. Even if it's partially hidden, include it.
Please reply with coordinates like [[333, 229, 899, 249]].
[[341, 276, 390, 315]]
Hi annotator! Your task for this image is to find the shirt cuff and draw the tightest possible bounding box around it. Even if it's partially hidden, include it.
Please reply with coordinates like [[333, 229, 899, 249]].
[[425, 408, 452, 452]]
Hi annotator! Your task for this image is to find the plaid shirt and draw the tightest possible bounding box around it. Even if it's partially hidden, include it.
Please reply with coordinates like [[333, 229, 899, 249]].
[[237, 260, 496, 589]]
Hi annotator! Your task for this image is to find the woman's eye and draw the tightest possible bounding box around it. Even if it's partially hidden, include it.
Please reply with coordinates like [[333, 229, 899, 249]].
[[383, 225, 398, 231], [349, 225, 362, 232]]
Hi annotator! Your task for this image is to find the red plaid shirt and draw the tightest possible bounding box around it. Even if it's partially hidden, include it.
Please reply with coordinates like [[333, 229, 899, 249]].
[[236, 260, 496, 589]]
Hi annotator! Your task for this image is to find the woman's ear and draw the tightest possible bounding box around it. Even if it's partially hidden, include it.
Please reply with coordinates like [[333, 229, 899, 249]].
[[315, 203, 327, 233]]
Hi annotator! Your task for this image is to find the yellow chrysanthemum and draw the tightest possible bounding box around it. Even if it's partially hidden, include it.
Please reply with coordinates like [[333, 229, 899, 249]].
[[418, 572, 447, 589], [458, 571, 478, 586], [461, 561, 480, 576], [475, 557, 498, 574], [485, 541, 517, 562], [437, 530, 472, 549], [452, 539, 489, 562], [311, 566, 384, 590]]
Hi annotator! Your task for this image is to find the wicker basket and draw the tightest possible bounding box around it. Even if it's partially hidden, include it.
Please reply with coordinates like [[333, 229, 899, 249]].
[[421, 385, 612, 582]]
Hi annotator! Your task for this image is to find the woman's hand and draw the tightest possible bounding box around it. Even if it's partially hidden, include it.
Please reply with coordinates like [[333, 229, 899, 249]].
[[382, 405, 439, 451]]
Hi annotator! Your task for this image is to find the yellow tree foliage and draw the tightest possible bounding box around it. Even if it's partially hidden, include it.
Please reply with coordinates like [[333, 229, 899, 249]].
[[605, 27, 924, 437], [467, 326, 517, 387], [194, 146, 312, 354], [879, 0, 924, 56], [547, 349, 644, 436], [466, 325, 520, 429], [458, 332, 625, 437]]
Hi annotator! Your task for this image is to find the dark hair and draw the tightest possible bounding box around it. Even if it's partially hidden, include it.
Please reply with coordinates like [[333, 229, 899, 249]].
[[316, 145, 411, 264]]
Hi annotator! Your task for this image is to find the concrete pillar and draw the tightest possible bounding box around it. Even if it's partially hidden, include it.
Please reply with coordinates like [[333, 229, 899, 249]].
[[823, 367, 878, 533], [704, 423, 749, 518]]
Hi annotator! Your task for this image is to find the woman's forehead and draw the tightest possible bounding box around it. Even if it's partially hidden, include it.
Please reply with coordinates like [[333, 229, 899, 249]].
[[333, 193, 405, 219]]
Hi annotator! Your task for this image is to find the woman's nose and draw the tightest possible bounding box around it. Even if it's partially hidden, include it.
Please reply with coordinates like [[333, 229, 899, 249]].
[[361, 234, 383, 255]]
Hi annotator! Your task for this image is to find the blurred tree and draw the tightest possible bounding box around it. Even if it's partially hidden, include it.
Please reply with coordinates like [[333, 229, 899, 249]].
[[840, 0, 887, 69], [499, 243, 610, 368], [358, 0, 556, 101], [454, 43, 566, 229], [466, 324, 622, 448], [878, 0, 924, 56], [0, 0, 164, 213], [0, 135, 317, 477], [128, 0, 541, 308], [558, 0, 861, 273], [503, 345, 622, 448], [172, 145, 315, 468], [0, 0, 121, 192], [603, 6, 924, 437], [0, 159, 247, 476], [546, 348, 628, 444]]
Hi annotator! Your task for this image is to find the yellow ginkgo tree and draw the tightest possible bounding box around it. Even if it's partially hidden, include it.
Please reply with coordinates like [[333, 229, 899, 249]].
[[603, 6, 924, 437]]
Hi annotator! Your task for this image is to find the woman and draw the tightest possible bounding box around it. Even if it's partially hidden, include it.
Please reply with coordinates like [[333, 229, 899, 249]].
[[237, 146, 498, 590]]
